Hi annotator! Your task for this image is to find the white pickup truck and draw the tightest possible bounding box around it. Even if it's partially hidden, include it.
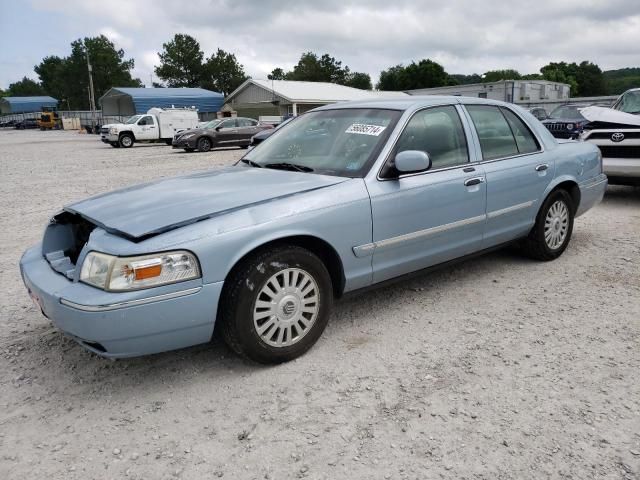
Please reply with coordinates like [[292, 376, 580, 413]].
[[101, 108, 200, 148]]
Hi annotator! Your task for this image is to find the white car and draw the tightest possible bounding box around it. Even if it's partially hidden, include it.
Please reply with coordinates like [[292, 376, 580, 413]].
[[580, 88, 640, 185]]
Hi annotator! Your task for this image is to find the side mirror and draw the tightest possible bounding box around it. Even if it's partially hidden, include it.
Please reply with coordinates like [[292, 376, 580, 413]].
[[215, 125, 223, 131], [394, 150, 431, 174]]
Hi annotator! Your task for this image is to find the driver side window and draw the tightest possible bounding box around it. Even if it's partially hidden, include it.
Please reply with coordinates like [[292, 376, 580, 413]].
[[138, 116, 153, 126], [394, 106, 469, 170]]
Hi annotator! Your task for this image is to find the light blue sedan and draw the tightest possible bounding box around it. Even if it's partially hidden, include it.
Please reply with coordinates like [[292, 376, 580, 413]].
[[20, 97, 607, 363]]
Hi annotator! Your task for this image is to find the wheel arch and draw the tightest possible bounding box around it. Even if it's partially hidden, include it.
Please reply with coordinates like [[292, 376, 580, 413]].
[[541, 175, 581, 214], [118, 130, 136, 140], [222, 234, 346, 299]]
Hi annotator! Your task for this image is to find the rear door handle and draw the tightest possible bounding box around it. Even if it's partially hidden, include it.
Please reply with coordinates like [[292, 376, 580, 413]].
[[464, 176, 485, 187], [535, 163, 549, 172]]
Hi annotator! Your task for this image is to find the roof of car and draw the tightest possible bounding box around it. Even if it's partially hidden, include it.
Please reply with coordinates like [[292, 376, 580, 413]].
[[313, 95, 515, 111]]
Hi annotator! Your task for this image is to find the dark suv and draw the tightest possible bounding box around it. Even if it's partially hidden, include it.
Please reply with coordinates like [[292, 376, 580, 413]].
[[542, 105, 589, 139]]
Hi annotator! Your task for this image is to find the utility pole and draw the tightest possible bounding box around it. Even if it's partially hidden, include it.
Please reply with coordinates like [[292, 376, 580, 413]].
[[85, 42, 97, 131]]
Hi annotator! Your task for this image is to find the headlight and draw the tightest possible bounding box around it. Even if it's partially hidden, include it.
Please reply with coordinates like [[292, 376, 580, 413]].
[[566, 123, 574, 130], [109, 127, 118, 134], [181, 133, 195, 140], [80, 251, 200, 291]]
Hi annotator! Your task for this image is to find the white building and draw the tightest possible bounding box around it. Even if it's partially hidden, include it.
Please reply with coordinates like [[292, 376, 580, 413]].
[[223, 79, 408, 119], [407, 80, 570, 104]]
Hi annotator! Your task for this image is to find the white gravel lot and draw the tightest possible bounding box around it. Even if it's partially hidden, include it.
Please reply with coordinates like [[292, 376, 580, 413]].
[[0, 129, 639, 480]]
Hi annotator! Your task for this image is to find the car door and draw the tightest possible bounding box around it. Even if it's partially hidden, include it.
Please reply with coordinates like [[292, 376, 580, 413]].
[[462, 104, 553, 247], [365, 105, 487, 284], [135, 115, 157, 140], [215, 118, 239, 146], [236, 118, 260, 144]]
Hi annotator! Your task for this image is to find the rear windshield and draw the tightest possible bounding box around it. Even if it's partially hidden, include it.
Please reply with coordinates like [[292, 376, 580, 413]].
[[548, 106, 586, 120]]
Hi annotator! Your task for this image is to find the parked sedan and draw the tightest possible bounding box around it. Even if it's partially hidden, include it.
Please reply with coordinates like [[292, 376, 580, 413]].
[[20, 97, 606, 364], [249, 116, 297, 148], [173, 117, 272, 152], [542, 104, 590, 139]]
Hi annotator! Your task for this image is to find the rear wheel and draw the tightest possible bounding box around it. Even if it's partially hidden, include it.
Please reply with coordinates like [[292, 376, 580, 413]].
[[197, 137, 212, 152], [521, 189, 574, 261], [219, 245, 333, 364], [119, 133, 134, 148]]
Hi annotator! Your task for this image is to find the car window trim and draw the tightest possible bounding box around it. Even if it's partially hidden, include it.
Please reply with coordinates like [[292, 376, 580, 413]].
[[464, 104, 544, 161], [376, 104, 547, 182], [499, 106, 541, 155], [377, 104, 471, 180]]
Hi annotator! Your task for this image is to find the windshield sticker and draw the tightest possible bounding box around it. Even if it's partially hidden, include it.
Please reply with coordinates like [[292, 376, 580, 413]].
[[345, 124, 387, 136]]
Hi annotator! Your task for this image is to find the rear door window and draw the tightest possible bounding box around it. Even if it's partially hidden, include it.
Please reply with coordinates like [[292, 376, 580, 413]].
[[501, 108, 540, 154], [466, 105, 518, 160]]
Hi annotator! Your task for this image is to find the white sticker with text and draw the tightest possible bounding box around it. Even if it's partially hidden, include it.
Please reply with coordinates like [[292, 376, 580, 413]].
[[345, 124, 387, 136]]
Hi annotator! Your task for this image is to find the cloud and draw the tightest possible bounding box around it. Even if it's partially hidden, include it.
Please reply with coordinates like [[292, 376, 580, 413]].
[[2, 0, 640, 89]]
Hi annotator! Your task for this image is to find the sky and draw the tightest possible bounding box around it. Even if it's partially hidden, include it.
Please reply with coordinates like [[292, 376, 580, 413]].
[[1, 0, 640, 90]]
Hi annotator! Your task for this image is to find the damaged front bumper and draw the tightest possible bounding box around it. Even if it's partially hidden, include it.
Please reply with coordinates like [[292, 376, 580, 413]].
[[19, 244, 222, 358]]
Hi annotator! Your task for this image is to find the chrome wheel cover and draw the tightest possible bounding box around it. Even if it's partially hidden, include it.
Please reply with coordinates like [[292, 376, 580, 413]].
[[544, 200, 569, 250], [121, 136, 132, 147], [253, 268, 319, 348]]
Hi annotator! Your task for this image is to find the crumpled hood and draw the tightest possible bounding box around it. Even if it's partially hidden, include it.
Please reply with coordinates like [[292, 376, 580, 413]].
[[65, 166, 348, 241]]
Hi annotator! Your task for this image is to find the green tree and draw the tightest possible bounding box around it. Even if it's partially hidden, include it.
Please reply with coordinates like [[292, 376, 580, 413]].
[[540, 61, 605, 96], [448, 73, 482, 85], [268, 68, 286, 80], [202, 48, 248, 95], [33, 35, 141, 109], [603, 67, 640, 95], [376, 59, 448, 91], [344, 72, 372, 90], [574, 61, 605, 96], [6, 77, 45, 96], [155, 34, 204, 87], [482, 69, 521, 82], [286, 52, 349, 84]]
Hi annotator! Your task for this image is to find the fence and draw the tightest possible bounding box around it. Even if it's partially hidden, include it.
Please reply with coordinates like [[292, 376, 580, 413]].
[[1, 109, 216, 128], [517, 95, 618, 114]]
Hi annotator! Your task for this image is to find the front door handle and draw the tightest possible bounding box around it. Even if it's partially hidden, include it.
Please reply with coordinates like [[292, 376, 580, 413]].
[[535, 163, 549, 172], [464, 176, 485, 187]]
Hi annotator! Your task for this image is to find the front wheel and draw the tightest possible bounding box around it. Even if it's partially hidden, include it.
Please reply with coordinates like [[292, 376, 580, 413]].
[[521, 189, 574, 261], [219, 245, 333, 364], [119, 133, 134, 148], [197, 137, 212, 152]]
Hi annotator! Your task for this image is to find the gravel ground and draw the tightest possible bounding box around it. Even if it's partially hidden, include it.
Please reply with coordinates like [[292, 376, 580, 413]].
[[1, 129, 639, 480]]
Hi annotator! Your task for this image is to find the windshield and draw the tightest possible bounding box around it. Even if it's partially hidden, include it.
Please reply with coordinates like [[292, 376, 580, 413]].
[[613, 90, 640, 114], [203, 119, 223, 129], [243, 108, 401, 177], [548, 106, 586, 120], [125, 115, 143, 124]]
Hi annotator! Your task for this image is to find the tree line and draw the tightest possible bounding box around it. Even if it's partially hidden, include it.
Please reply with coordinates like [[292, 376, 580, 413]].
[[1, 32, 637, 110]]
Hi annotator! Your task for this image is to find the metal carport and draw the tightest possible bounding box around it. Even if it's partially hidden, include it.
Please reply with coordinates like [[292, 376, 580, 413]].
[[0, 96, 58, 114], [99, 87, 224, 116]]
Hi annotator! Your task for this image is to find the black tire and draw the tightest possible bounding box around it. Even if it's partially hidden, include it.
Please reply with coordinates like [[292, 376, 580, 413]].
[[165, 139, 173, 146], [219, 245, 334, 364], [521, 189, 574, 261], [197, 137, 212, 152], [119, 133, 134, 148]]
